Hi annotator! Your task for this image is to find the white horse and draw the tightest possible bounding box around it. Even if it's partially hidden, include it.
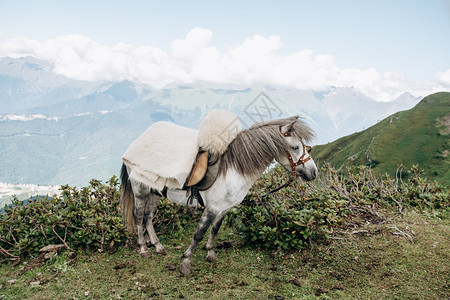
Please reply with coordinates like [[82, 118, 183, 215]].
[[120, 116, 317, 275]]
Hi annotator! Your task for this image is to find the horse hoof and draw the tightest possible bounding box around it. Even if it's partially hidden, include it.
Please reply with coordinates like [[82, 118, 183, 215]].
[[140, 251, 152, 258], [179, 261, 191, 275], [206, 251, 218, 262], [156, 248, 168, 256]]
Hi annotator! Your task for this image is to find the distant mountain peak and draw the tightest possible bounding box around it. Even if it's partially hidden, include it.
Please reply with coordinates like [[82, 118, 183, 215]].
[[0, 56, 66, 88]]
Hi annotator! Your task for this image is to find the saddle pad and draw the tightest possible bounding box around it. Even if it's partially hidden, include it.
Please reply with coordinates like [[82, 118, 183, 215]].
[[122, 121, 199, 191]]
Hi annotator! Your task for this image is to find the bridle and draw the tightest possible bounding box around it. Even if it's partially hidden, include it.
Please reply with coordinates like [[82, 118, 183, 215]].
[[261, 127, 313, 196], [280, 127, 313, 176]]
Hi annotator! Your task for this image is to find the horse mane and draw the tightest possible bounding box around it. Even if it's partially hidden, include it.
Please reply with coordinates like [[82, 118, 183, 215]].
[[220, 116, 315, 178]]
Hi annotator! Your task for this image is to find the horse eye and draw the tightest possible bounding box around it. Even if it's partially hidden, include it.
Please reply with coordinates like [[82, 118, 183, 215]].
[[292, 146, 299, 151]]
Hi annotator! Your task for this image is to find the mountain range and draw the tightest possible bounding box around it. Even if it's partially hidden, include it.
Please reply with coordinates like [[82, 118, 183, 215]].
[[0, 56, 422, 186]]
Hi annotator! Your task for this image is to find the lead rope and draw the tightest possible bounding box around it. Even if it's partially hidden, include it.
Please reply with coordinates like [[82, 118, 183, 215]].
[[261, 143, 307, 197], [258, 127, 312, 215], [261, 174, 295, 197], [256, 174, 299, 229]]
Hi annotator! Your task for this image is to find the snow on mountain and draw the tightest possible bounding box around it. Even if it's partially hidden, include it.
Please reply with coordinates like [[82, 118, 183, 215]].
[[0, 114, 59, 121], [0, 181, 60, 207]]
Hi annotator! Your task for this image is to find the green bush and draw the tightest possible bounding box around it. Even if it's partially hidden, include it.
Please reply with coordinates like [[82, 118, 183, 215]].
[[399, 165, 449, 210], [1, 164, 447, 260], [0, 177, 201, 261], [152, 198, 202, 239], [227, 164, 448, 252], [0, 177, 128, 261], [227, 165, 349, 251]]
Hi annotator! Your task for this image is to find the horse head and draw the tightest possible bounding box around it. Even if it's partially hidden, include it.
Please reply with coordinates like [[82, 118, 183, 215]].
[[277, 119, 318, 181]]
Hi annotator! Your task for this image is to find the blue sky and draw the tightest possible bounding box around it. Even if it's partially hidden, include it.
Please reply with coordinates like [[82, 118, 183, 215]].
[[1, 0, 449, 100]]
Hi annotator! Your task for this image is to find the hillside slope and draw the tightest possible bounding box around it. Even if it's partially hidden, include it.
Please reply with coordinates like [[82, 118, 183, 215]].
[[312, 92, 450, 186]]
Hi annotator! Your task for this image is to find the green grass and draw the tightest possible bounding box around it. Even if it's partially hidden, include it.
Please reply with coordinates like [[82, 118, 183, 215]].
[[313, 92, 450, 186], [1, 210, 448, 299]]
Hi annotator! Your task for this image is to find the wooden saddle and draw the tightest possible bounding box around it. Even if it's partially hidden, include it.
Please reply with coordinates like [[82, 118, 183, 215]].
[[183, 150, 222, 207], [185, 150, 221, 190]]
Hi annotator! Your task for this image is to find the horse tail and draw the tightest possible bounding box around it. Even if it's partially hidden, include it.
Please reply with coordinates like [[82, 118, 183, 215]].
[[119, 163, 136, 234]]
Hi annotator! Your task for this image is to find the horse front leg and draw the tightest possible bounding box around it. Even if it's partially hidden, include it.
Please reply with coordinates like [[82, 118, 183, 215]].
[[180, 209, 216, 275], [205, 209, 229, 262]]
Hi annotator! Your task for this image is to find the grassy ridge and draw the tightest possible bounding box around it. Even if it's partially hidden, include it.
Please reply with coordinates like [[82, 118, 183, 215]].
[[312, 92, 450, 186], [1, 212, 448, 299]]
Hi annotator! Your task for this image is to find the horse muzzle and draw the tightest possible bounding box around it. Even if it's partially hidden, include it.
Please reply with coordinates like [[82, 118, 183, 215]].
[[296, 163, 317, 181]]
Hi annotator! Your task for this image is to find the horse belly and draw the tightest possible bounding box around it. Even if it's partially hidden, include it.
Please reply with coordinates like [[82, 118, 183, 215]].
[[166, 189, 201, 208]]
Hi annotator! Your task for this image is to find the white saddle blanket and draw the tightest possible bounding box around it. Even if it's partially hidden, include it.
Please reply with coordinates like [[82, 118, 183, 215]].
[[122, 121, 199, 191]]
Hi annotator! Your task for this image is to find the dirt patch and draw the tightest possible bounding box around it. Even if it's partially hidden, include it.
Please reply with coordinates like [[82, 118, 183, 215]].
[[343, 204, 387, 229], [437, 113, 450, 135]]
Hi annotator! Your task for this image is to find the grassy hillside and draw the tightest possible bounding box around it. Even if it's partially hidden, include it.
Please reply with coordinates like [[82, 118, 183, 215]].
[[1, 214, 448, 299], [312, 92, 450, 186], [1, 172, 448, 299]]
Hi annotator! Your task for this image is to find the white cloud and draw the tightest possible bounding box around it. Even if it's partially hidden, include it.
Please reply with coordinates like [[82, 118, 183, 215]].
[[0, 28, 448, 101], [172, 27, 213, 61], [435, 69, 450, 87]]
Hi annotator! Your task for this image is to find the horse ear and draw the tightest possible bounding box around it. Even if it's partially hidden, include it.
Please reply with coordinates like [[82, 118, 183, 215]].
[[280, 120, 296, 135]]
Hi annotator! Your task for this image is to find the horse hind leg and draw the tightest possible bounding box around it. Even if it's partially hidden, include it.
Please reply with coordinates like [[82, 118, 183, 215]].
[[144, 191, 167, 255], [132, 182, 152, 258], [205, 209, 229, 262]]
